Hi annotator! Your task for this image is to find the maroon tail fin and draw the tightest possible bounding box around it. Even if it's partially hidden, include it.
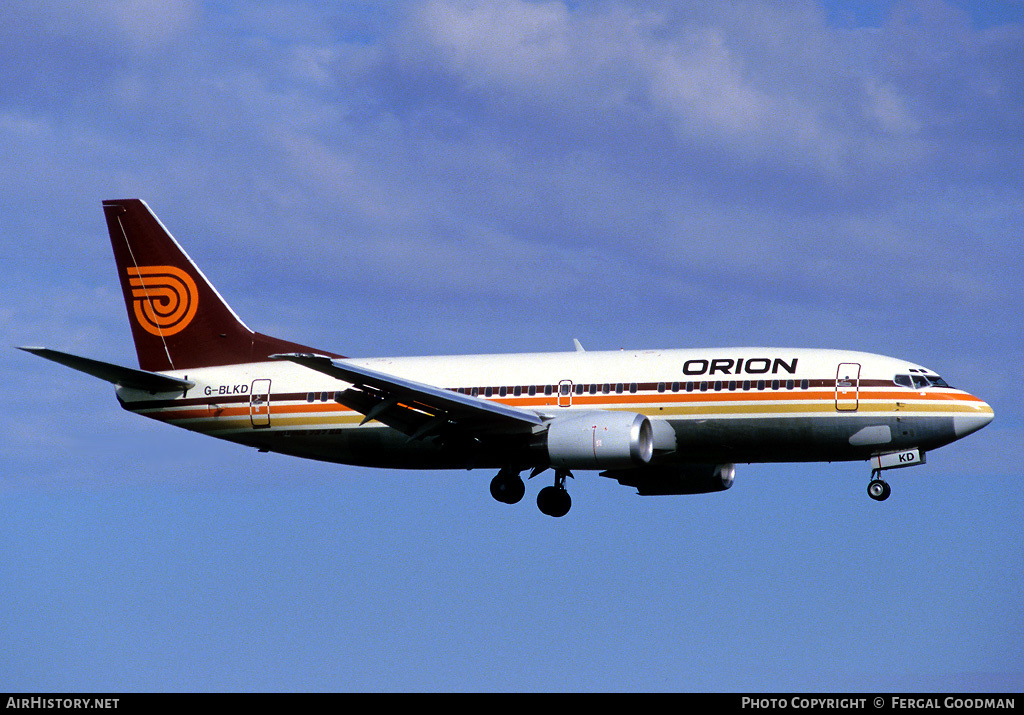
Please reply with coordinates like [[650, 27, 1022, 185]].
[[103, 199, 335, 372]]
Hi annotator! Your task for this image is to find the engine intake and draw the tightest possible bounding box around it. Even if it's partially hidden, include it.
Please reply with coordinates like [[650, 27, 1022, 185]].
[[546, 411, 654, 469]]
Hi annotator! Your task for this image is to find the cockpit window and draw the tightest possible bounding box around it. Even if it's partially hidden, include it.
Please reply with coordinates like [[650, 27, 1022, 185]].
[[895, 373, 953, 389]]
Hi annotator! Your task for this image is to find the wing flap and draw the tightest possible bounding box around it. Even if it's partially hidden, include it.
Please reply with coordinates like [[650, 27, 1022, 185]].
[[333, 387, 436, 437]]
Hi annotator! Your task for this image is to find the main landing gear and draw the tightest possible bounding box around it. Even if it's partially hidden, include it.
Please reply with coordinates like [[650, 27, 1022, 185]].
[[536, 469, 572, 518], [489, 467, 525, 505], [867, 469, 891, 502], [489, 466, 573, 517]]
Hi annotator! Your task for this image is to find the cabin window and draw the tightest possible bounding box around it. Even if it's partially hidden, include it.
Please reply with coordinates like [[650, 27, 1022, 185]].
[[686, 382, 694, 392], [615, 383, 624, 394], [629, 382, 638, 394], [306, 392, 315, 403], [471, 387, 479, 397], [575, 384, 584, 395], [602, 383, 610, 394], [528, 385, 536, 396], [801, 379, 809, 390], [513, 385, 522, 397], [757, 380, 766, 391], [700, 381, 708, 392], [499, 386, 507, 397], [786, 379, 794, 390], [590, 384, 598, 395], [544, 385, 553, 396], [657, 382, 666, 393], [728, 380, 737, 391], [671, 381, 680, 392], [743, 380, 751, 391]]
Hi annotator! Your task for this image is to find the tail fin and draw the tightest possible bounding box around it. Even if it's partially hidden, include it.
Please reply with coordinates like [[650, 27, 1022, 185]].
[[103, 199, 334, 372]]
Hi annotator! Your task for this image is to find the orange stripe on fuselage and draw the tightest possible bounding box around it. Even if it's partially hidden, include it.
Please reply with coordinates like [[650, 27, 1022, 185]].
[[129, 388, 984, 432]]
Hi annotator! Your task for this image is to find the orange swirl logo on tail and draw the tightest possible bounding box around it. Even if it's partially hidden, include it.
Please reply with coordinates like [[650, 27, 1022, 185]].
[[127, 266, 199, 337]]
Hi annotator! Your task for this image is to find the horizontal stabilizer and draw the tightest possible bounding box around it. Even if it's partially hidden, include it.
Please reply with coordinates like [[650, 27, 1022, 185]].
[[19, 347, 194, 394]]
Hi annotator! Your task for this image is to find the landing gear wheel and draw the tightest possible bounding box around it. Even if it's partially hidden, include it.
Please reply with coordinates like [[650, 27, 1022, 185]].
[[867, 478, 891, 501], [537, 486, 571, 517], [490, 471, 525, 504]]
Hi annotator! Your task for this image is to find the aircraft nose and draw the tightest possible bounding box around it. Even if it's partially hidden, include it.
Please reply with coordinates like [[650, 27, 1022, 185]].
[[954, 399, 994, 438]]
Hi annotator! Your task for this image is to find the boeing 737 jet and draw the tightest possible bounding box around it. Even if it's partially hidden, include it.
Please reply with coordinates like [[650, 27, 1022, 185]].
[[21, 200, 994, 516]]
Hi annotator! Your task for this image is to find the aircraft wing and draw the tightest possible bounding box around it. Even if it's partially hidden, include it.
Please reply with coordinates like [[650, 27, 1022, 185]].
[[271, 353, 543, 440]]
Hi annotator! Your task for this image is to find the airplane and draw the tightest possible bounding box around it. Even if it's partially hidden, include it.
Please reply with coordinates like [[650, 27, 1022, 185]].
[[20, 199, 994, 516]]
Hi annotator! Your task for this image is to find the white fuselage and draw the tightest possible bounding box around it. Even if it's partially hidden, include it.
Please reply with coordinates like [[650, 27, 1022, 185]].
[[116, 347, 993, 471]]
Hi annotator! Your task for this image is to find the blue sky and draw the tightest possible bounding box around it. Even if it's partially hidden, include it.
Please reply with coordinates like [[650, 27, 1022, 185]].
[[1, 0, 1021, 692]]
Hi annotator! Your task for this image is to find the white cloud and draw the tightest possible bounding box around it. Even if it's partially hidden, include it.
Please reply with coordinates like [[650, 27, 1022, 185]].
[[94, 0, 200, 51], [399, 2, 930, 180], [0, 0, 200, 53], [861, 79, 922, 135], [0, 0, 1019, 363], [647, 27, 769, 136], [417, 0, 572, 89]]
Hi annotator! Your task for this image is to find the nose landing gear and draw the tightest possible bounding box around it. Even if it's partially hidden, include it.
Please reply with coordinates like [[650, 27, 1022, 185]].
[[867, 472, 891, 501], [865, 449, 926, 501]]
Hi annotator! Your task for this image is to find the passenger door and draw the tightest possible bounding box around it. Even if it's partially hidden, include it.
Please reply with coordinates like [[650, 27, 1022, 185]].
[[835, 363, 860, 412]]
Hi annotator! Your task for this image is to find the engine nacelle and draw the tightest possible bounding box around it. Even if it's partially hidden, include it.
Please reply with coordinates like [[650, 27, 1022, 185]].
[[604, 463, 736, 495], [546, 412, 653, 469]]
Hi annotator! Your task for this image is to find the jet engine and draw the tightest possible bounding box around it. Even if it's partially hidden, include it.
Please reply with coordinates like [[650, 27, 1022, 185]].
[[546, 411, 653, 469], [603, 463, 736, 495]]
